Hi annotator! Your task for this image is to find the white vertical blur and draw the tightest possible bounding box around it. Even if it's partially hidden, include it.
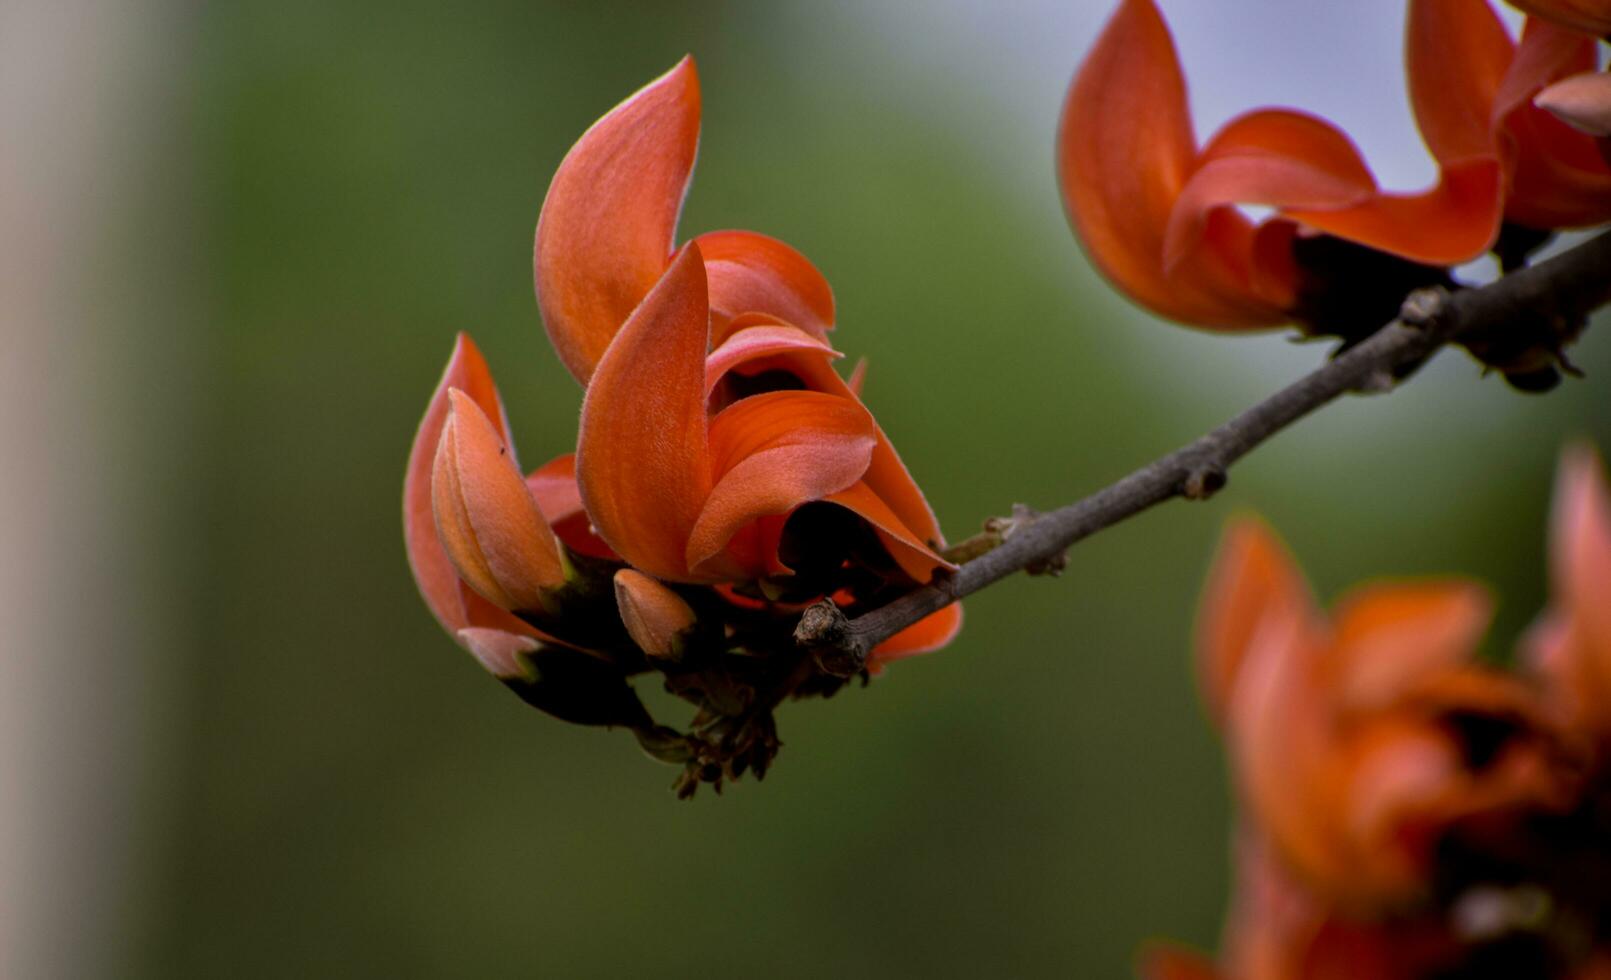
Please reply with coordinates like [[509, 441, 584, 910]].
[[0, 2, 191, 978]]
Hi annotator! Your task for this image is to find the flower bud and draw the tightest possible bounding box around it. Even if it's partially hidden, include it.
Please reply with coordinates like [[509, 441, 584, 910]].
[[1535, 71, 1611, 139], [432, 389, 566, 613], [613, 568, 697, 660]]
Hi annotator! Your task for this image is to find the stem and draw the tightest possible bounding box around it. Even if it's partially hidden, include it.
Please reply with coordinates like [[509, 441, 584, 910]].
[[797, 229, 1611, 667]]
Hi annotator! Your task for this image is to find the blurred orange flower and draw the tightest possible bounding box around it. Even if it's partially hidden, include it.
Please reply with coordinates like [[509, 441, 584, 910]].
[[1198, 518, 1565, 907], [1153, 447, 1611, 978]]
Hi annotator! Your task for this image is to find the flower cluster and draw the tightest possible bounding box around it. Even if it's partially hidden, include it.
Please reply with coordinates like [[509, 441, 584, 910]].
[[1146, 446, 1611, 979], [403, 59, 960, 796], [1060, 0, 1611, 388]]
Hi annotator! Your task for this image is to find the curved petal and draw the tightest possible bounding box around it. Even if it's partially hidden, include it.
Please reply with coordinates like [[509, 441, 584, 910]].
[[1227, 606, 1357, 897], [694, 229, 836, 341], [1536, 70, 1611, 138], [1407, 0, 1516, 165], [704, 321, 840, 395], [1196, 517, 1314, 726], [824, 481, 956, 584], [1281, 158, 1504, 265], [526, 453, 618, 560], [870, 603, 963, 663], [403, 333, 546, 662], [1329, 580, 1493, 715], [1057, 0, 1285, 329], [687, 390, 877, 575], [1340, 719, 1474, 896], [1505, 0, 1611, 36], [1496, 20, 1611, 228], [762, 347, 951, 553], [432, 390, 567, 612], [534, 57, 701, 384], [577, 245, 713, 582], [1553, 444, 1611, 624], [1165, 109, 1377, 271]]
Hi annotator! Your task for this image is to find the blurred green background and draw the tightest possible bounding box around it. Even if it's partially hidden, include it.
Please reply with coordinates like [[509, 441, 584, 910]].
[[18, 1, 1608, 978]]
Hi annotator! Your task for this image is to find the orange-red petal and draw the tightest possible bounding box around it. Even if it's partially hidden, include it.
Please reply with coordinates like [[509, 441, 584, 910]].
[[687, 390, 877, 576], [1505, 0, 1611, 36], [1165, 109, 1377, 270], [577, 244, 713, 582], [1058, 0, 1284, 329], [432, 390, 567, 612], [1407, 0, 1517, 165], [1172, 103, 1503, 264], [1329, 580, 1494, 714], [403, 334, 547, 671], [1497, 20, 1611, 228], [704, 321, 841, 395], [526, 453, 618, 560], [1281, 158, 1503, 264], [1196, 517, 1314, 726], [824, 481, 956, 584], [765, 347, 950, 553], [694, 229, 836, 341], [534, 57, 701, 384]]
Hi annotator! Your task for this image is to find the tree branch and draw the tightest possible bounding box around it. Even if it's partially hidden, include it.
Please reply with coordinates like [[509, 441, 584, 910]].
[[796, 229, 1611, 670]]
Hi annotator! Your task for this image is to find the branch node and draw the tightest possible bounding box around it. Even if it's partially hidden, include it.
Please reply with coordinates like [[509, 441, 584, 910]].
[[1182, 465, 1228, 501], [1399, 285, 1449, 329], [983, 504, 1067, 575], [1356, 368, 1397, 394], [793, 600, 865, 677]]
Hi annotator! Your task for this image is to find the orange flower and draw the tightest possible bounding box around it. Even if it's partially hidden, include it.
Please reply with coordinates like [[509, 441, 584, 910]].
[[1408, 0, 1611, 234], [530, 56, 961, 662], [1058, 0, 1503, 333], [406, 61, 963, 694], [1505, 0, 1611, 37], [1154, 449, 1611, 978], [1198, 518, 1564, 907]]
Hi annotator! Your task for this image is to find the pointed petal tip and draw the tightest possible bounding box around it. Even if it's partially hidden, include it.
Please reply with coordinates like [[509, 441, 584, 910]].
[[1197, 514, 1311, 724], [404, 333, 509, 640], [433, 389, 566, 612], [457, 627, 540, 680], [1553, 441, 1611, 590], [1535, 71, 1611, 138], [534, 60, 703, 383]]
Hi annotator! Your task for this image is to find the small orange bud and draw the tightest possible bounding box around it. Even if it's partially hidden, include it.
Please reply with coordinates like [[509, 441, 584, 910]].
[[613, 568, 697, 660], [432, 389, 567, 613]]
